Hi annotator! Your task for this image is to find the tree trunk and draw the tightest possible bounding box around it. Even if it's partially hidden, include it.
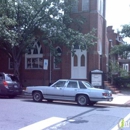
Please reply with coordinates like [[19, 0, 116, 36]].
[[13, 57, 21, 80]]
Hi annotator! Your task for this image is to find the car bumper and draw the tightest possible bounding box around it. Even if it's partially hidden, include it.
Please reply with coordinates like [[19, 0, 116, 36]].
[[23, 91, 32, 96], [101, 97, 113, 101], [0, 89, 22, 96], [90, 97, 113, 102]]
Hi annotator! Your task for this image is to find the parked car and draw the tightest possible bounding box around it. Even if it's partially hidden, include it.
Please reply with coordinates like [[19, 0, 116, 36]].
[[0, 72, 22, 98], [25, 79, 113, 106]]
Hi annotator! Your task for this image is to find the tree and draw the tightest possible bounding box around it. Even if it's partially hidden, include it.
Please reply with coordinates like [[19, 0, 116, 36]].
[[110, 24, 130, 59], [110, 44, 130, 59], [121, 24, 130, 38], [108, 61, 128, 83], [0, 0, 97, 78]]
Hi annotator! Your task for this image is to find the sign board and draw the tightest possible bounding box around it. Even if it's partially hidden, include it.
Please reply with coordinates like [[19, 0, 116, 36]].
[[91, 74, 102, 86], [43, 59, 48, 70]]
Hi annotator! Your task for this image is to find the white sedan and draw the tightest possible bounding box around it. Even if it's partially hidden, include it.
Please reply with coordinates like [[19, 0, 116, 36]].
[[25, 79, 113, 106]]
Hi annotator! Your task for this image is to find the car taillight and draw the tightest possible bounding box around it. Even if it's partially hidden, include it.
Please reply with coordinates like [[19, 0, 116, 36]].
[[102, 93, 108, 96], [3, 81, 8, 88]]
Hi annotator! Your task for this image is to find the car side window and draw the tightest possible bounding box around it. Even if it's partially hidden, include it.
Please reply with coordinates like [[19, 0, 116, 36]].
[[52, 81, 66, 87], [9, 75, 19, 82], [79, 81, 87, 89], [5, 75, 12, 81], [67, 81, 78, 88], [83, 81, 93, 88]]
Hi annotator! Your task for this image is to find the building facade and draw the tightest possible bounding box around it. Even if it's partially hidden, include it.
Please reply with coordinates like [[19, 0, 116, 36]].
[[0, 0, 111, 87]]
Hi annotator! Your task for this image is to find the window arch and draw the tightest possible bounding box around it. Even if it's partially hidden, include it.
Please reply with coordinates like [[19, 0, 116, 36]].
[[33, 45, 38, 54], [82, 0, 89, 11], [54, 46, 62, 69], [25, 41, 43, 69], [56, 47, 62, 55], [81, 54, 85, 66], [71, 0, 78, 13], [74, 54, 78, 66]]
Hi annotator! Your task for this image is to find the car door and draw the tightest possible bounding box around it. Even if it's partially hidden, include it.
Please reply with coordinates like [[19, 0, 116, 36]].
[[63, 81, 79, 101], [45, 80, 66, 100], [83, 81, 101, 99]]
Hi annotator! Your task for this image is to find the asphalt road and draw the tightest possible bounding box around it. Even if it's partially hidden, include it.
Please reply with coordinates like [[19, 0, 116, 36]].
[[0, 96, 130, 130]]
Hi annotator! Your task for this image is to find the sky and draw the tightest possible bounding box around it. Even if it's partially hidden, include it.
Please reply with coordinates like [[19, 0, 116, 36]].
[[106, 0, 130, 30], [106, 0, 130, 43]]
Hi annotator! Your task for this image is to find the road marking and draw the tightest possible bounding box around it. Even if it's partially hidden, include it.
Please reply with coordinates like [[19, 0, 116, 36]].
[[111, 113, 130, 130], [19, 117, 66, 130]]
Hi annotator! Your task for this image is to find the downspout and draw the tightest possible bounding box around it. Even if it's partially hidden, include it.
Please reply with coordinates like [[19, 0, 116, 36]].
[[49, 50, 52, 85]]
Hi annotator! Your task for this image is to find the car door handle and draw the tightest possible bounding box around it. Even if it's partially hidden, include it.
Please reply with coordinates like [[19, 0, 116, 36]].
[[56, 87, 62, 90]]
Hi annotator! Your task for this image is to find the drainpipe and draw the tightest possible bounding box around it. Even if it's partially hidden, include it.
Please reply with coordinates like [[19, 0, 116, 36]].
[[49, 50, 52, 85]]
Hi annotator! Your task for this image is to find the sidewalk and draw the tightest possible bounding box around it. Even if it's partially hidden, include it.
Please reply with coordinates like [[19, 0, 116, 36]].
[[97, 90, 130, 107]]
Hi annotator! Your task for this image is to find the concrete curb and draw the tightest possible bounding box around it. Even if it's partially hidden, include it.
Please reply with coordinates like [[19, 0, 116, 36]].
[[96, 102, 130, 107], [17, 94, 130, 107]]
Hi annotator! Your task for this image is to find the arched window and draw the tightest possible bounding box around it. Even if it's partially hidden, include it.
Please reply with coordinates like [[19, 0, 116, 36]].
[[25, 41, 43, 69], [54, 46, 62, 69], [74, 54, 78, 66], [71, 0, 78, 13], [82, 0, 89, 11], [33, 45, 38, 54], [81, 54, 85, 66]]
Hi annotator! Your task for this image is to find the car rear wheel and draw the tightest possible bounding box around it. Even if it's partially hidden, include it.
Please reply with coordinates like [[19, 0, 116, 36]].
[[33, 91, 43, 102], [76, 95, 89, 106]]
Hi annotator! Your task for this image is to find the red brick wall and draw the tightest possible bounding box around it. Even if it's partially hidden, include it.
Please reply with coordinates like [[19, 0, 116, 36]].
[[0, 50, 13, 74]]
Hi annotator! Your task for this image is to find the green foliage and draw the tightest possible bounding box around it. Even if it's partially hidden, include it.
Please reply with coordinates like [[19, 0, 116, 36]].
[[121, 24, 130, 38], [110, 23, 130, 59], [108, 61, 128, 81], [0, 0, 97, 76], [110, 44, 130, 59], [113, 76, 130, 88]]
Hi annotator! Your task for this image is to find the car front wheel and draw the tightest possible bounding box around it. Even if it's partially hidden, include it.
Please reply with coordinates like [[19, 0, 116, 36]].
[[76, 95, 89, 106], [33, 91, 43, 102]]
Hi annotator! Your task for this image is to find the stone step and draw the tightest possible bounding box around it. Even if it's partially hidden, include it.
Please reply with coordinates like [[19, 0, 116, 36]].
[[104, 81, 120, 94], [113, 90, 120, 94]]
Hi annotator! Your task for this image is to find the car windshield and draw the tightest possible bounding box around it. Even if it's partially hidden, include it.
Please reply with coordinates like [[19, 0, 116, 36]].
[[82, 81, 94, 88], [5, 74, 19, 82]]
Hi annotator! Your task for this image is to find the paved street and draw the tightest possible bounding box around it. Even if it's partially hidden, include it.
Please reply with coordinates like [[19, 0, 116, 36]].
[[0, 96, 130, 130]]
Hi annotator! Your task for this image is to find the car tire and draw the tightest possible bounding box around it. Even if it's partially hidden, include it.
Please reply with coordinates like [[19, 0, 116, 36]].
[[76, 95, 89, 106], [33, 91, 43, 102]]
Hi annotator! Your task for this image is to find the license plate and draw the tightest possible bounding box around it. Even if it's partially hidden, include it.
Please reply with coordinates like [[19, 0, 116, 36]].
[[14, 85, 18, 88]]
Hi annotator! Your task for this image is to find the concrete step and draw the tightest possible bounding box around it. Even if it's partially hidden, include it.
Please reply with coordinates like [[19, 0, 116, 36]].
[[104, 81, 120, 94]]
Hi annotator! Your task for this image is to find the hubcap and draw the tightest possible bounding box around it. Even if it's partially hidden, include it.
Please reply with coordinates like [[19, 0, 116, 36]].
[[35, 93, 40, 100], [78, 96, 86, 105]]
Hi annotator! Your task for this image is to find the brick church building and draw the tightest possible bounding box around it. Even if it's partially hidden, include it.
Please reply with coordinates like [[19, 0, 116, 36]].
[[0, 0, 118, 87]]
